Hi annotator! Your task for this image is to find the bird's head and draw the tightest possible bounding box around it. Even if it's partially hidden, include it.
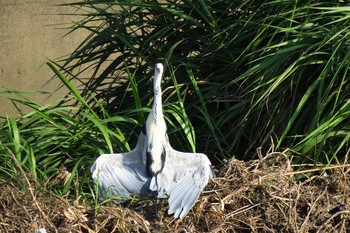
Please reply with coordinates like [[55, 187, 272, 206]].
[[154, 63, 164, 80], [153, 63, 164, 89]]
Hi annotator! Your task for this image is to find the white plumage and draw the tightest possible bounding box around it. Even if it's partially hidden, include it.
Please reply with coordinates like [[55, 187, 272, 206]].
[[145, 63, 167, 175], [91, 63, 213, 218]]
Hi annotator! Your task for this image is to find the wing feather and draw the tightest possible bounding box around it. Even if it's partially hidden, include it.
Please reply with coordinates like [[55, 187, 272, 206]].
[[91, 133, 151, 202], [156, 144, 212, 218]]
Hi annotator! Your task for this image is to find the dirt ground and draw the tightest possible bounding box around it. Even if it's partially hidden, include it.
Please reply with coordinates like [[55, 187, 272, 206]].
[[1, 151, 350, 232]]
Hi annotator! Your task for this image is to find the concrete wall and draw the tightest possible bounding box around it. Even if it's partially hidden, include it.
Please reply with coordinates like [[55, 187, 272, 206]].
[[0, 0, 88, 117]]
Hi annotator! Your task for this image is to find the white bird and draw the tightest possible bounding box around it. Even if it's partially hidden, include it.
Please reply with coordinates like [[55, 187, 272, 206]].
[[91, 63, 213, 218]]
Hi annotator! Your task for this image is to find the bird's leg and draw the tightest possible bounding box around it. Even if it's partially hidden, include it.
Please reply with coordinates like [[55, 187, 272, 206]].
[[154, 197, 159, 220], [139, 196, 154, 220]]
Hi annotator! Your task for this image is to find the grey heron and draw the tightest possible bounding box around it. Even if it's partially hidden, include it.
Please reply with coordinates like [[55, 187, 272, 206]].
[[91, 63, 213, 218]]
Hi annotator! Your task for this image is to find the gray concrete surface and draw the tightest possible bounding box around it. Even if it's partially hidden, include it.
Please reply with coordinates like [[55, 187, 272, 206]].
[[0, 0, 88, 117]]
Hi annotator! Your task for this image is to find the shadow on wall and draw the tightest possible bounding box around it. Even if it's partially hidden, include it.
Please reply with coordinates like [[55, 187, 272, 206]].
[[0, 0, 88, 117]]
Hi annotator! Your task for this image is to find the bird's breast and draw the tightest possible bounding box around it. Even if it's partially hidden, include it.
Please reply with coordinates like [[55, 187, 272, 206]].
[[145, 113, 167, 175]]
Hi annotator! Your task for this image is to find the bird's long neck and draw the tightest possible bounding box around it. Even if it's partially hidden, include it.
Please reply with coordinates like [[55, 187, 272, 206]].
[[152, 77, 163, 121]]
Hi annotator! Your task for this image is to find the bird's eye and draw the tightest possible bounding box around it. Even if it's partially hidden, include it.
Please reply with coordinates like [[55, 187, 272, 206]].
[[155, 63, 163, 73]]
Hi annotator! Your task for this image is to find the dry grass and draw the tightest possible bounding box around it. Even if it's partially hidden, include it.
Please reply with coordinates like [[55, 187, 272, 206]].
[[1, 151, 350, 232]]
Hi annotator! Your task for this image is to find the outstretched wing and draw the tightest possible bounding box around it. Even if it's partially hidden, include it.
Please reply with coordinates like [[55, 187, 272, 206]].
[[154, 144, 213, 218], [91, 133, 151, 202]]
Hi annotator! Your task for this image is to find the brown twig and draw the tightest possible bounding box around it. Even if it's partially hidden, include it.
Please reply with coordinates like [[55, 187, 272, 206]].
[[285, 164, 350, 176], [317, 210, 350, 233], [300, 188, 328, 232], [7, 148, 58, 232]]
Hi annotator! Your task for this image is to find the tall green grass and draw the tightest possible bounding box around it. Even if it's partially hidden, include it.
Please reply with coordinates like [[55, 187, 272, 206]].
[[0, 63, 146, 197], [2, 1, 350, 198], [57, 0, 350, 163]]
